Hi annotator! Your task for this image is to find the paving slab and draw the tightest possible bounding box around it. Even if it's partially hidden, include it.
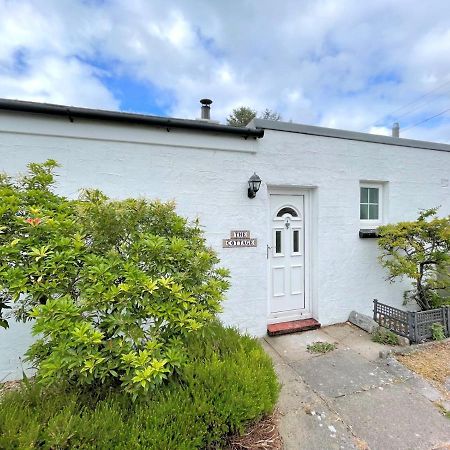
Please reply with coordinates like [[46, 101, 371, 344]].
[[337, 334, 387, 362], [262, 341, 359, 450], [264, 323, 450, 450], [375, 355, 414, 380], [378, 356, 445, 403], [334, 381, 450, 450], [322, 323, 387, 361], [290, 348, 402, 398], [320, 323, 356, 341], [265, 328, 337, 362]]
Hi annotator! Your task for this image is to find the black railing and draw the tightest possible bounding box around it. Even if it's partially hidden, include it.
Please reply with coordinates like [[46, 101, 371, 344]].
[[373, 299, 450, 343]]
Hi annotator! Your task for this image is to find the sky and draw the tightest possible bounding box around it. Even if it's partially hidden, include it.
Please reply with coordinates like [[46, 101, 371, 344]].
[[1, 0, 450, 143]]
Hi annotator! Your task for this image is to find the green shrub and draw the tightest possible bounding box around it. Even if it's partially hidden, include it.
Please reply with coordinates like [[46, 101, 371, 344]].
[[431, 323, 446, 341], [0, 323, 279, 449], [0, 161, 230, 395], [371, 327, 400, 345], [378, 208, 450, 311], [306, 341, 336, 353], [0, 160, 79, 328]]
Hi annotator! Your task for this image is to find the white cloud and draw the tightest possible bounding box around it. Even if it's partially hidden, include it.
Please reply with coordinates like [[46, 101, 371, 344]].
[[368, 126, 391, 137], [0, 0, 450, 142], [0, 55, 118, 109]]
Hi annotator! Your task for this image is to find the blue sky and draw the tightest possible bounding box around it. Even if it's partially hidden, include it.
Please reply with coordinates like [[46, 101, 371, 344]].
[[1, 0, 450, 143]]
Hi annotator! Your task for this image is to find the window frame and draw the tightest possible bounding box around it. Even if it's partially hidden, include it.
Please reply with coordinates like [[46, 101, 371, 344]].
[[359, 182, 383, 228]]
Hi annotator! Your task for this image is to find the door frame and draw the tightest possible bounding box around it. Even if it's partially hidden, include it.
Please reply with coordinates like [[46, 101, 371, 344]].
[[267, 186, 313, 324]]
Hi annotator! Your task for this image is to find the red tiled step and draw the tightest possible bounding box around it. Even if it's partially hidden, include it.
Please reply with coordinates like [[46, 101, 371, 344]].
[[267, 318, 321, 336]]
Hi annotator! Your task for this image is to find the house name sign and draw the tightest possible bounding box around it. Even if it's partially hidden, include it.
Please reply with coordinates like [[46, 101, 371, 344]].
[[223, 230, 257, 248]]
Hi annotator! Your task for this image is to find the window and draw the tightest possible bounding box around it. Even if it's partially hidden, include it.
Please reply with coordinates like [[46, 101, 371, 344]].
[[360, 187, 379, 220], [276, 207, 298, 218], [360, 183, 383, 226]]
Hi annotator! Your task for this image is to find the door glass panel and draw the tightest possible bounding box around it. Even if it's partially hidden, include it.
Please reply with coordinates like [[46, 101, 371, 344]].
[[293, 230, 299, 253], [275, 230, 282, 254], [277, 207, 298, 217]]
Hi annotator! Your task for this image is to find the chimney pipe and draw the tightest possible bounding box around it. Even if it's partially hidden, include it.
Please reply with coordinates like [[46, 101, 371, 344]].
[[200, 98, 212, 120], [392, 122, 400, 138]]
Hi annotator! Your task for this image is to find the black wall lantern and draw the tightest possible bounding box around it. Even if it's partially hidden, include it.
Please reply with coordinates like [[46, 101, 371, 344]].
[[248, 172, 262, 198]]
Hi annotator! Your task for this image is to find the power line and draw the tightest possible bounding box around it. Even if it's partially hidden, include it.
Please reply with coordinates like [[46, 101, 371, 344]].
[[361, 79, 450, 132], [393, 94, 447, 122], [401, 107, 450, 133], [384, 79, 450, 117]]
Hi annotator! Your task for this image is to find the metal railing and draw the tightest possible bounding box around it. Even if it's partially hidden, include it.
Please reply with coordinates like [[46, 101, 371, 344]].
[[373, 299, 450, 343]]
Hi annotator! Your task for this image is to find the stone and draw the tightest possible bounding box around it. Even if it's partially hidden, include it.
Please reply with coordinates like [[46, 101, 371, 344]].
[[348, 311, 379, 334], [379, 349, 392, 359], [397, 335, 410, 346]]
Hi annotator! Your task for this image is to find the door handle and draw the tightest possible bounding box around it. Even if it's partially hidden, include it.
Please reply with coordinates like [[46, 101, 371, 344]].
[[266, 244, 271, 259]]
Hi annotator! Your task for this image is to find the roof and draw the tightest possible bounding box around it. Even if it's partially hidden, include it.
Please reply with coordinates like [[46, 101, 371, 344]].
[[1, 98, 449, 153], [0, 98, 264, 139], [250, 118, 450, 153]]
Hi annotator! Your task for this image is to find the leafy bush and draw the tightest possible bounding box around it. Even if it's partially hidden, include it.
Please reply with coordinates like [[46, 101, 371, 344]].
[[0, 160, 79, 327], [0, 323, 279, 449], [378, 208, 450, 310], [306, 341, 336, 353], [0, 161, 229, 395], [431, 323, 446, 341], [371, 327, 399, 345]]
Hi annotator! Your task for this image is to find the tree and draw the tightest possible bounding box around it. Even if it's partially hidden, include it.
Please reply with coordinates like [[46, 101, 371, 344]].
[[377, 208, 450, 310], [260, 108, 281, 121], [226, 106, 281, 127], [226, 106, 257, 127], [0, 161, 230, 395]]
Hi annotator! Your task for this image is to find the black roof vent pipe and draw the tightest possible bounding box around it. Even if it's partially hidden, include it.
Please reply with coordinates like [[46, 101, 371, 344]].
[[200, 98, 212, 120]]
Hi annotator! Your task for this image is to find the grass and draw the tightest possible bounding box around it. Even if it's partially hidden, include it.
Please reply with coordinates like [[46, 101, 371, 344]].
[[307, 341, 336, 354], [431, 323, 446, 341], [371, 327, 399, 346], [0, 322, 280, 449]]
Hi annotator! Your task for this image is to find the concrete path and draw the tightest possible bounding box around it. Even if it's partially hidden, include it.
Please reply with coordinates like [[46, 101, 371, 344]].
[[264, 323, 450, 450]]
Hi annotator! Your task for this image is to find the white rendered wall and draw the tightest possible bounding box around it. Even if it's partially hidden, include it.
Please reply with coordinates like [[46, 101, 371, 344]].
[[0, 111, 449, 380], [0, 112, 264, 380], [255, 130, 449, 326]]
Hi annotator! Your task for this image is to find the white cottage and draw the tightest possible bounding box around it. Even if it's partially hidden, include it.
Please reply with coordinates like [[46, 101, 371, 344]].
[[0, 98, 449, 380]]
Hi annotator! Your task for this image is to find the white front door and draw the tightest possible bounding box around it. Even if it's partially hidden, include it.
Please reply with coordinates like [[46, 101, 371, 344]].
[[269, 194, 310, 322]]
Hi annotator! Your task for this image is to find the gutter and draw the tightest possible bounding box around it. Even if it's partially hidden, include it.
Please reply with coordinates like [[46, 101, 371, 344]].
[[0, 99, 264, 139]]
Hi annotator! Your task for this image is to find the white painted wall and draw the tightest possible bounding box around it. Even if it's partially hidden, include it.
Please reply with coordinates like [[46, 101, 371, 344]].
[[256, 130, 449, 327], [0, 110, 449, 380]]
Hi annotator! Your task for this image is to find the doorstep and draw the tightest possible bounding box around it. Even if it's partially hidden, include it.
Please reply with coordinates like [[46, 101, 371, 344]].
[[267, 318, 321, 336]]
